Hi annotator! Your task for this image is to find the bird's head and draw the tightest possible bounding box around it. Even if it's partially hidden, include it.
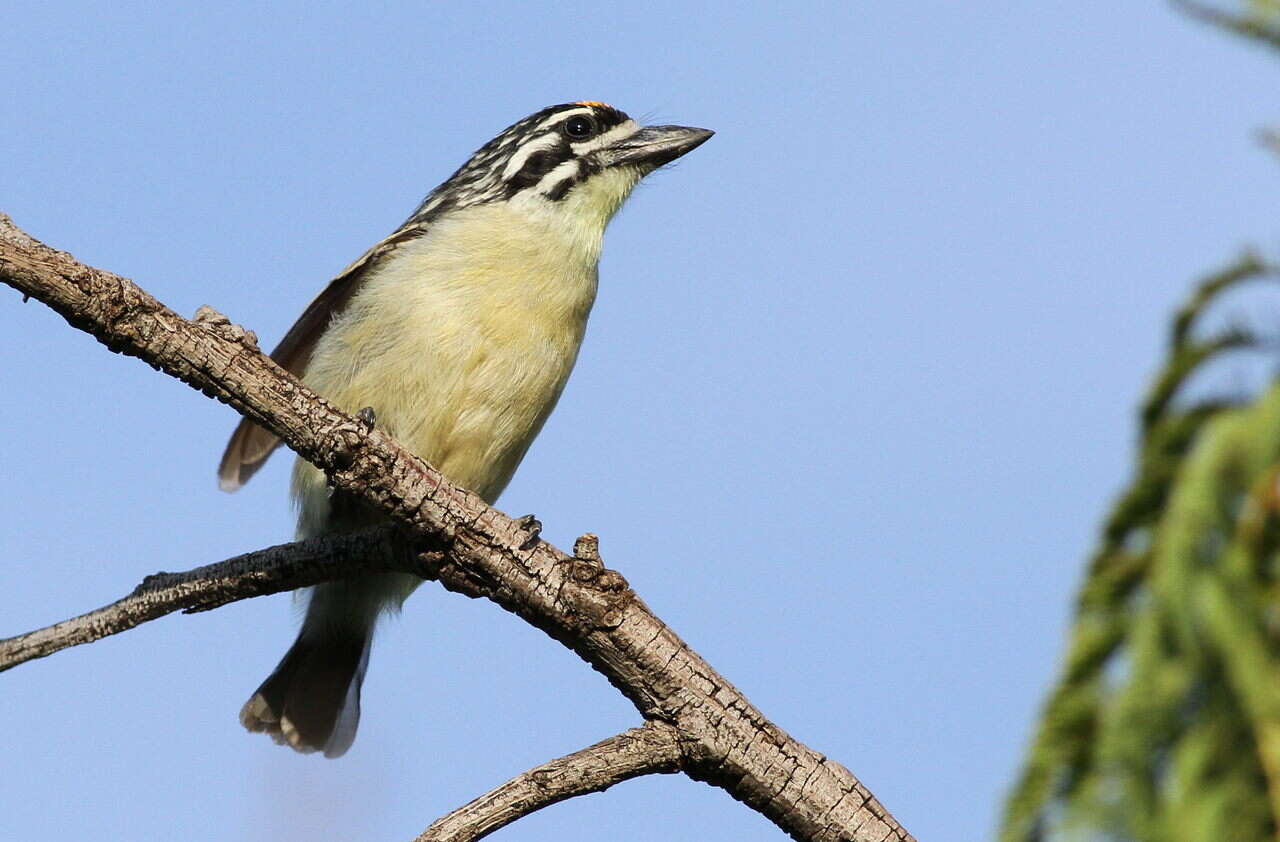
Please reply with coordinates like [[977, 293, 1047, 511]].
[[406, 102, 713, 233]]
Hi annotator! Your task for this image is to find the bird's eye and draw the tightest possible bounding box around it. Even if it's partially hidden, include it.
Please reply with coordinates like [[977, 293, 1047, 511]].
[[563, 115, 597, 140]]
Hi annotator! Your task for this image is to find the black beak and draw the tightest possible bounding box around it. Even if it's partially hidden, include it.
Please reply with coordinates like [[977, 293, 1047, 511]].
[[601, 125, 715, 170]]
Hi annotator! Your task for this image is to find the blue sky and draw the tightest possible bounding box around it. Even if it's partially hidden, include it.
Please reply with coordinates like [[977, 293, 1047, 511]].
[[2, 3, 1277, 841]]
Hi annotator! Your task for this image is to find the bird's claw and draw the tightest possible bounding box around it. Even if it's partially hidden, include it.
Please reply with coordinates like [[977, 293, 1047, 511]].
[[516, 514, 542, 550]]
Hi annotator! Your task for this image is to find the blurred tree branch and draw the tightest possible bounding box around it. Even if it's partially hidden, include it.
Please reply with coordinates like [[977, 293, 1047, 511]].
[[1173, 0, 1280, 50], [0, 213, 912, 842], [1260, 127, 1280, 159]]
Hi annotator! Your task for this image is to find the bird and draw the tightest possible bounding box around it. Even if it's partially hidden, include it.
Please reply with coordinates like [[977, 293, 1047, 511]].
[[218, 101, 713, 757]]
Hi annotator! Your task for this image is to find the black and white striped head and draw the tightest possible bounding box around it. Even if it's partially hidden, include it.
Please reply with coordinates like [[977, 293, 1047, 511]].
[[404, 102, 713, 228]]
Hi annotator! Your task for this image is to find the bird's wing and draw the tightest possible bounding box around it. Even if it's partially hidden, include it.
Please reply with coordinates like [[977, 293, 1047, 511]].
[[216, 226, 426, 492]]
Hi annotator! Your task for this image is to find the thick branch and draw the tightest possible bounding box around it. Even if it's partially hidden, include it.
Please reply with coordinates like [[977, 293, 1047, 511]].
[[0, 214, 913, 842], [417, 722, 683, 842]]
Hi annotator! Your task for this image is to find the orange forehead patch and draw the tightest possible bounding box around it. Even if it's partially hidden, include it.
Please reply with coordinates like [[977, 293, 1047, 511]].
[[574, 100, 610, 108]]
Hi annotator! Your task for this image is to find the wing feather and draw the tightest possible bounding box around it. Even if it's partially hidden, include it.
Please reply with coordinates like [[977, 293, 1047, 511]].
[[216, 227, 425, 491]]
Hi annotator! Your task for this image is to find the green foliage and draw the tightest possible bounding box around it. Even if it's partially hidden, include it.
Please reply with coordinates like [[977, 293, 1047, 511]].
[[1003, 6, 1280, 838], [1001, 254, 1280, 841], [1250, 0, 1280, 21]]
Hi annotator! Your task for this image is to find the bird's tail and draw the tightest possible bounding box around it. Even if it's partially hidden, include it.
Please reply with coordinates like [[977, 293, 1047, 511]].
[[239, 626, 372, 758]]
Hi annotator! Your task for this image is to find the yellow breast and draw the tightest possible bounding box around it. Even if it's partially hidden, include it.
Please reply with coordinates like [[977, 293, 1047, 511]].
[[292, 202, 602, 536]]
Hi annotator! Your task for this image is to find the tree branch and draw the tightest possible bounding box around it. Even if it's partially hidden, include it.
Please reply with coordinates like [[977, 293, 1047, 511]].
[[0, 527, 422, 671], [417, 722, 683, 842], [1171, 0, 1280, 50], [0, 213, 914, 842], [1260, 127, 1280, 160]]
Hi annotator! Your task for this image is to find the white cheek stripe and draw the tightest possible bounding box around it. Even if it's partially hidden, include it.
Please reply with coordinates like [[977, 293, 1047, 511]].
[[535, 159, 581, 194], [502, 133, 561, 181], [571, 120, 639, 155]]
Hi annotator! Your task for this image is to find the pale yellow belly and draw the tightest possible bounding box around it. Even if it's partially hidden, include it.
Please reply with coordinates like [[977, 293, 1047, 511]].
[[294, 324, 582, 532], [292, 263, 595, 538], [285, 196, 603, 627]]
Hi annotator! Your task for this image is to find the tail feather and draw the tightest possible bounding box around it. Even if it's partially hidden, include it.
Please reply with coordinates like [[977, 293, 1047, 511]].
[[240, 631, 371, 758]]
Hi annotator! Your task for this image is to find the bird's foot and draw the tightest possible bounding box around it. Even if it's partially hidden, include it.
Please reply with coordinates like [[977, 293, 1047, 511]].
[[516, 514, 542, 551], [356, 406, 377, 430]]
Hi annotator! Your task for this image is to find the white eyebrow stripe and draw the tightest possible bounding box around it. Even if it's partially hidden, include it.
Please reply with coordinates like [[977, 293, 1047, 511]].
[[535, 158, 581, 194], [570, 119, 640, 155], [502, 133, 562, 181], [534, 107, 595, 133]]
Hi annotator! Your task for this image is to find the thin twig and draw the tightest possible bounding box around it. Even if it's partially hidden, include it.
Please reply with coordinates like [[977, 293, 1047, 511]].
[[1260, 127, 1280, 160], [0, 527, 417, 671], [417, 722, 683, 842]]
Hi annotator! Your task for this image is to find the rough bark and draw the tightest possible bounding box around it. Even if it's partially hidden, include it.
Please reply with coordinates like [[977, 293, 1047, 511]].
[[0, 527, 419, 671], [0, 214, 914, 842], [416, 722, 683, 842]]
